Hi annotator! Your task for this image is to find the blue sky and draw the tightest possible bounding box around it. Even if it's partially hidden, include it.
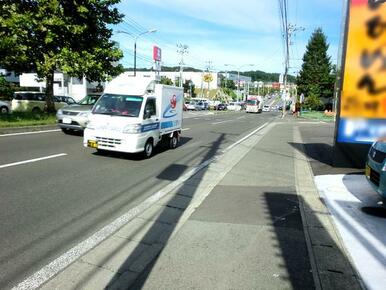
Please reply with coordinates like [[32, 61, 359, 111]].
[[112, 0, 344, 75]]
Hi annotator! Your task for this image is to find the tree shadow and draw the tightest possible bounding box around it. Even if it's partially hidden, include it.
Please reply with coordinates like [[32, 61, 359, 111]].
[[71, 134, 226, 289]]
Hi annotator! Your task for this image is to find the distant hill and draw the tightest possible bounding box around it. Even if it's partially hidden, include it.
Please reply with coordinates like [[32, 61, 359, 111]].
[[125, 66, 295, 82]]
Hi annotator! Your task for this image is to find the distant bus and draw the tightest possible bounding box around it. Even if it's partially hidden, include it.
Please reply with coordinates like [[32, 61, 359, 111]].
[[246, 95, 262, 113]]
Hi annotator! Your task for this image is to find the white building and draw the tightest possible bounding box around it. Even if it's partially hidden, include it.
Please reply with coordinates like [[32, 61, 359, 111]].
[[19, 73, 103, 101]]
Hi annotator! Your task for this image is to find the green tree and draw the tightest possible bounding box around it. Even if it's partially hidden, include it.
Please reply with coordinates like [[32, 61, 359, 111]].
[[297, 28, 335, 108], [183, 80, 196, 97], [160, 76, 173, 85], [220, 76, 236, 90], [0, 0, 124, 112]]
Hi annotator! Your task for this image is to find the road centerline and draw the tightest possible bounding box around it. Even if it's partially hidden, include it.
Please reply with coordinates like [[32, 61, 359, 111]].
[[0, 153, 68, 169]]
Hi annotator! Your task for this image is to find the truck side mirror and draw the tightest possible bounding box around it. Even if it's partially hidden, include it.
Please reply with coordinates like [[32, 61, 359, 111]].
[[144, 109, 152, 119]]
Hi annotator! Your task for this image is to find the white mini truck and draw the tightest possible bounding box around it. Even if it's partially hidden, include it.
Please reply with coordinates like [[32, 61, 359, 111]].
[[84, 74, 183, 158]]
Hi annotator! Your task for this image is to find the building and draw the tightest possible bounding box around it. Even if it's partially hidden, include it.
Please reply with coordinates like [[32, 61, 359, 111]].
[[19, 73, 103, 101]]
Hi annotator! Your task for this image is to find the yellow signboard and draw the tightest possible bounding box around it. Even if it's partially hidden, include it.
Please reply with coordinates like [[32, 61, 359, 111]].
[[341, 0, 386, 119]]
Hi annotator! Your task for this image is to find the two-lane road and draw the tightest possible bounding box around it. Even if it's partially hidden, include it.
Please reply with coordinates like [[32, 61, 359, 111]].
[[0, 110, 277, 289]]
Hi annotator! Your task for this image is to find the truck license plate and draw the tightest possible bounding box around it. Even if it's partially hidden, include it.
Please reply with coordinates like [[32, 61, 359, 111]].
[[87, 140, 98, 149]]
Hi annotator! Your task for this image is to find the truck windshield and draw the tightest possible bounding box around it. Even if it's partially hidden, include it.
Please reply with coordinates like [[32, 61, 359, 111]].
[[92, 94, 143, 117], [247, 100, 257, 105]]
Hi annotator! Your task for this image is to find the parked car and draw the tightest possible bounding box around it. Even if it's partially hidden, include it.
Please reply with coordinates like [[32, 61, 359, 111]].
[[56, 94, 101, 133], [195, 101, 208, 110], [185, 101, 196, 111], [0, 100, 11, 114], [11, 91, 67, 113], [262, 105, 270, 112], [366, 140, 386, 203], [55, 95, 77, 105], [216, 103, 227, 110], [227, 102, 242, 111]]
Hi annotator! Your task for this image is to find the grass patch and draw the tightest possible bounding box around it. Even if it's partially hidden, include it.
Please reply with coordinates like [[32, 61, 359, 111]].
[[0, 112, 57, 128], [300, 111, 335, 122]]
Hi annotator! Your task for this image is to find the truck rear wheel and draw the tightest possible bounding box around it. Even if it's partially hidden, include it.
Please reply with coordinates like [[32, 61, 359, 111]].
[[169, 133, 179, 149], [144, 139, 153, 158]]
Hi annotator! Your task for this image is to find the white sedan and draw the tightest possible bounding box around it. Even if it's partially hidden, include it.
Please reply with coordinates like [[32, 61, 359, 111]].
[[185, 102, 197, 111], [262, 105, 270, 112]]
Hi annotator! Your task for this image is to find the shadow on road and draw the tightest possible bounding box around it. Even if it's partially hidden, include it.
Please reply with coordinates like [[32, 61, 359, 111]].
[[263, 191, 315, 289], [288, 142, 363, 175], [70, 134, 226, 289], [92, 137, 193, 161]]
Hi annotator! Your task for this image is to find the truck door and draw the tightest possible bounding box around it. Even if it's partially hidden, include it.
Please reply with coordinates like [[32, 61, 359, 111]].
[[142, 98, 159, 141]]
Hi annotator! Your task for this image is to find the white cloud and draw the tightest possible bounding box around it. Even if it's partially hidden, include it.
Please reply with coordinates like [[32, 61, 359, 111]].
[[137, 0, 280, 33]]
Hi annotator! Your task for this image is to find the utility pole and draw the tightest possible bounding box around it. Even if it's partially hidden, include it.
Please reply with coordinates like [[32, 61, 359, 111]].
[[280, 19, 304, 117], [205, 60, 212, 98], [177, 44, 188, 88]]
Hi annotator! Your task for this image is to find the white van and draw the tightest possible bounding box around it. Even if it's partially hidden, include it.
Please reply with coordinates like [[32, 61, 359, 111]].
[[84, 74, 183, 158]]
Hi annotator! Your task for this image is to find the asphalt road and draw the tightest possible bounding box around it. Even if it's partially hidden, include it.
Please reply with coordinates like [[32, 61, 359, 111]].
[[0, 110, 278, 289]]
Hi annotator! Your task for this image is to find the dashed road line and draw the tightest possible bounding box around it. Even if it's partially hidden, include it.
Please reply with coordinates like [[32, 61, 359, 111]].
[[0, 153, 67, 169]]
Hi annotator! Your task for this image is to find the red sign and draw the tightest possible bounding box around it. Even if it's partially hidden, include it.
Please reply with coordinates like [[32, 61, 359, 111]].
[[153, 46, 162, 61], [272, 82, 280, 89]]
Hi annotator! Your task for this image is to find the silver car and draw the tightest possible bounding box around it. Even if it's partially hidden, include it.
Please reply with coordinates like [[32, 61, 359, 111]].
[[0, 100, 11, 114], [56, 94, 101, 133]]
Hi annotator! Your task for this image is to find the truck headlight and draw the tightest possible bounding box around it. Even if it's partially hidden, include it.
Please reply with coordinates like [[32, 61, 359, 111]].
[[57, 109, 63, 115], [122, 124, 142, 134], [86, 122, 96, 130], [382, 162, 386, 171]]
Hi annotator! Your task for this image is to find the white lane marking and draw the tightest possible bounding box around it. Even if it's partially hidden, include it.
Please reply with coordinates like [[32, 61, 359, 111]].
[[181, 128, 190, 131], [0, 129, 60, 137], [236, 116, 245, 120], [0, 153, 67, 169], [12, 121, 270, 290], [224, 122, 268, 152], [212, 119, 233, 125]]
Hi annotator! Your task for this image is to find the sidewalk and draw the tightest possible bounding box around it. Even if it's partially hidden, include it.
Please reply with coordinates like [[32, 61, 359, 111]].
[[130, 119, 362, 290], [134, 120, 315, 289], [35, 118, 364, 290]]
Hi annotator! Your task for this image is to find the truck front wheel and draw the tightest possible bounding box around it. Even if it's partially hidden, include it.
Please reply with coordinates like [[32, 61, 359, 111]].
[[144, 139, 154, 158]]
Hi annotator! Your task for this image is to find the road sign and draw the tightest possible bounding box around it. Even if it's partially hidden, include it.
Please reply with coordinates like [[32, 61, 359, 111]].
[[337, 0, 386, 143], [153, 46, 161, 61]]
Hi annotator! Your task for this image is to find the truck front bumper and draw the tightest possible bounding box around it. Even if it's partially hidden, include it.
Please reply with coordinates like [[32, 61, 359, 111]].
[[84, 129, 148, 153]]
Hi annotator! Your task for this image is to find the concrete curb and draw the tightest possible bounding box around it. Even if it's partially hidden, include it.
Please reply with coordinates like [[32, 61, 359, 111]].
[[0, 124, 59, 135], [293, 125, 364, 290]]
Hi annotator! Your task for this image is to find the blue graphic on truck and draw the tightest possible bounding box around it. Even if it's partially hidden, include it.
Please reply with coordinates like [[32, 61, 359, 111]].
[[163, 94, 182, 118]]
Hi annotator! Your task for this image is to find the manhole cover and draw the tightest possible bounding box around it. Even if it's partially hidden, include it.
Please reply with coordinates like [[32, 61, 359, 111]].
[[361, 206, 386, 218]]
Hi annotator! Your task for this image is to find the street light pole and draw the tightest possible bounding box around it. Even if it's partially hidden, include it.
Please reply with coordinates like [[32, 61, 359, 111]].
[[117, 29, 157, 77]]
